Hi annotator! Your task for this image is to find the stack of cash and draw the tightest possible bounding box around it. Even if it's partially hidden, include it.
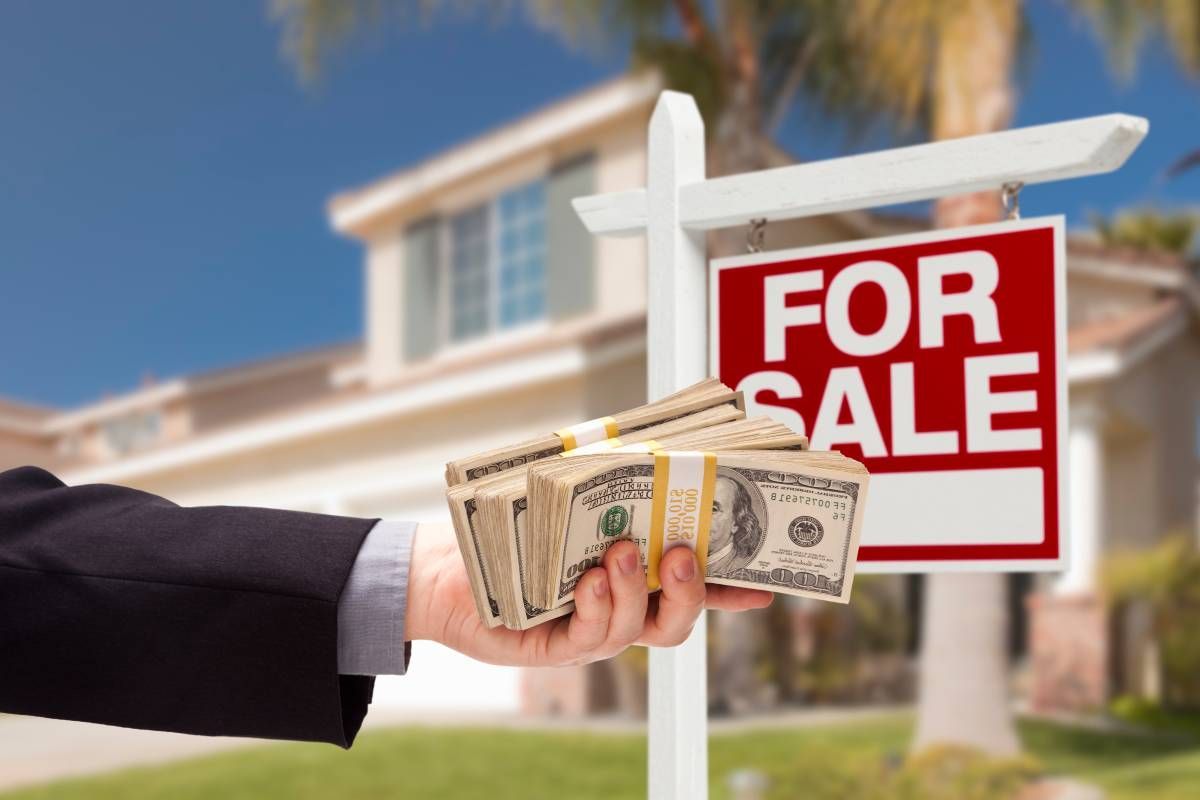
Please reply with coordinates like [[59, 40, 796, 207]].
[[444, 379, 870, 630], [445, 377, 743, 485]]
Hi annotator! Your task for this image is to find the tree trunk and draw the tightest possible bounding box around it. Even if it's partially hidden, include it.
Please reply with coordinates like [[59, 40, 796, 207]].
[[708, 69, 785, 714], [914, 0, 1021, 757], [914, 574, 1020, 754]]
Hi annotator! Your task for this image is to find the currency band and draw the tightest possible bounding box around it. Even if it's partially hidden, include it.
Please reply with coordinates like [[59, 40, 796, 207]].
[[646, 450, 717, 591], [560, 437, 623, 457], [555, 416, 619, 451], [616, 439, 662, 454], [559, 438, 666, 458]]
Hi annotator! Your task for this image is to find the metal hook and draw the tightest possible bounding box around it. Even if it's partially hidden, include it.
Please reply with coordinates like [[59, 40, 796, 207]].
[[747, 218, 767, 253], [1001, 181, 1024, 220]]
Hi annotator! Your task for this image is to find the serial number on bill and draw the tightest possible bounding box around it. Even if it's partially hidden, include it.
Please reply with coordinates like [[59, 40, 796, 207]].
[[769, 492, 849, 518]]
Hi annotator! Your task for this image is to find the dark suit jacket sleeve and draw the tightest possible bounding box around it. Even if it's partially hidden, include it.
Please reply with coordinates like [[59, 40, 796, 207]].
[[0, 465, 381, 747]]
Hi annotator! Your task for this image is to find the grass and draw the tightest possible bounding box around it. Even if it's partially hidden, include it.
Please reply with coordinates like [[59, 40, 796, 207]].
[[4, 714, 1200, 800]]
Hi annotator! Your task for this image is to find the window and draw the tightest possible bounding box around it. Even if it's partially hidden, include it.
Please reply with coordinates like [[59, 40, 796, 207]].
[[447, 179, 546, 343], [498, 181, 546, 327], [102, 409, 161, 456], [450, 205, 491, 341]]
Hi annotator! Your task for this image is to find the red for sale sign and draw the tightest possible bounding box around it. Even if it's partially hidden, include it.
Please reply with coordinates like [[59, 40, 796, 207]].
[[712, 218, 1068, 572]]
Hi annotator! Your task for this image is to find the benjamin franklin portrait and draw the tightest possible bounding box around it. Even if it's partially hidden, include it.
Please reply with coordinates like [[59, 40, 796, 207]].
[[706, 471, 766, 575]]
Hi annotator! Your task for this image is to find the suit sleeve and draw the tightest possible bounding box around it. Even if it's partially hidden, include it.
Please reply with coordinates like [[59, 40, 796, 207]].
[[0, 466, 380, 747]]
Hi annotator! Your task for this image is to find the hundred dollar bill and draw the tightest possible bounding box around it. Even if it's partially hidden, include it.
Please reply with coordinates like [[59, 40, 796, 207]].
[[474, 419, 808, 629], [447, 401, 746, 628], [525, 450, 868, 611]]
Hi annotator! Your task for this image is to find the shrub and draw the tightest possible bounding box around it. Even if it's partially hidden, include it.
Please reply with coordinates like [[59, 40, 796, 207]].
[[1103, 534, 1200, 710], [765, 744, 1042, 800]]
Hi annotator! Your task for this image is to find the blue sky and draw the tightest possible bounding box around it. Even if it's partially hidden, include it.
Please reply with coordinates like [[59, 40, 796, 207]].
[[1, 1, 1197, 408]]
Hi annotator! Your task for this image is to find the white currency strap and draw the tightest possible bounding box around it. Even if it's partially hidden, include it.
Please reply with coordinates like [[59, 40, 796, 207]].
[[659, 450, 707, 560], [556, 416, 618, 449], [567, 438, 622, 455]]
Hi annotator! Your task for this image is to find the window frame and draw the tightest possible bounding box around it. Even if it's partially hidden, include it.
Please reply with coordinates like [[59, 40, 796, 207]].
[[439, 177, 548, 349]]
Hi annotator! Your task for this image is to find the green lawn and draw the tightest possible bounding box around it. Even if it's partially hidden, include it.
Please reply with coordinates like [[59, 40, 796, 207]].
[[4, 715, 1199, 800]]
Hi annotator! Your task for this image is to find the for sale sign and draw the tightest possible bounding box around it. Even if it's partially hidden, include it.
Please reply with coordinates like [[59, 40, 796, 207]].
[[712, 218, 1068, 572]]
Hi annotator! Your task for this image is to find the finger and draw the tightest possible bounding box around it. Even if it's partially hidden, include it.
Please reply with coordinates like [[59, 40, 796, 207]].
[[640, 545, 706, 647], [543, 567, 612, 664], [704, 583, 774, 612], [597, 540, 649, 655]]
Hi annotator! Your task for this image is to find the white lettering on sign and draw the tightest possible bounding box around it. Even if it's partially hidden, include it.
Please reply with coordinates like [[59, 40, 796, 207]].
[[744, 245, 1043, 458], [826, 260, 911, 356], [965, 353, 1042, 452], [764, 272, 822, 362], [810, 367, 887, 456], [734, 370, 807, 436], [917, 251, 1001, 348]]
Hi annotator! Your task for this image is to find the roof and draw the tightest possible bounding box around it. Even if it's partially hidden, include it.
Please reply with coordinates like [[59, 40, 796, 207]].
[[0, 397, 54, 437], [1068, 293, 1197, 384], [31, 341, 362, 436], [1068, 297, 1187, 356], [328, 72, 662, 237]]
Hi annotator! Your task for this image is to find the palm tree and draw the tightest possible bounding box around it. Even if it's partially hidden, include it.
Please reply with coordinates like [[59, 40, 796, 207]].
[[267, 0, 1035, 756], [1092, 208, 1200, 255], [1073, 0, 1200, 176]]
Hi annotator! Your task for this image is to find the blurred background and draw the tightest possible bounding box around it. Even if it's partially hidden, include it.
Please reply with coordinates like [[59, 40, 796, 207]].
[[1, 1, 1198, 798]]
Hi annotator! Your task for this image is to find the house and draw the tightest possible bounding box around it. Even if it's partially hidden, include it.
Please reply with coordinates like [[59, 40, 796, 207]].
[[2, 74, 1197, 717], [1029, 242, 1200, 712]]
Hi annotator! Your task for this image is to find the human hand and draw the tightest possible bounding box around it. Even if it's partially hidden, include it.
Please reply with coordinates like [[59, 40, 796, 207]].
[[404, 521, 773, 667]]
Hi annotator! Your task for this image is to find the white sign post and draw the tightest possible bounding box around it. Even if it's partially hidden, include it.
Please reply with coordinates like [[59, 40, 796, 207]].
[[573, 91, 1147, 800]]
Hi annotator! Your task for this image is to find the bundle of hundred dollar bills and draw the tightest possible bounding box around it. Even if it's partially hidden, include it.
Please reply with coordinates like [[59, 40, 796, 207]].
[[444, 378, 870, 630]]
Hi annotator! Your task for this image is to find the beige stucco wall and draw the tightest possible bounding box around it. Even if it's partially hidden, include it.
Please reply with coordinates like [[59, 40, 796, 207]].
[[593, 113, 650, 316], [1101, 331, 1200, 551], [0, 431, 53, 471], [365, 229, 406, 385]]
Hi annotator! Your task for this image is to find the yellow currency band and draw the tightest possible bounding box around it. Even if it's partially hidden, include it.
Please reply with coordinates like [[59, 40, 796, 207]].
[[646, 451, 717, 591], [558, 437, 623, 458], [554, 415, 620, 451], [615, 439, 663, 454]]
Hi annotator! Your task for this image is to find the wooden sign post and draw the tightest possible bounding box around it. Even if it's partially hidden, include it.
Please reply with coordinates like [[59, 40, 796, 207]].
[[573, 91, 1147, 800]]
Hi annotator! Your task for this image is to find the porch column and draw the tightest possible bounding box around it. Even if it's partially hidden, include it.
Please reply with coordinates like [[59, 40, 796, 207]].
[[1028, 402, 1109, 712], [1057, 404, 1103, 595]]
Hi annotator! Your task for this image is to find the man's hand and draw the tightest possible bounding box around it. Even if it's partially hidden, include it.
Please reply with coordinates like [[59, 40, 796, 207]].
[[405, 522, 773, 667]]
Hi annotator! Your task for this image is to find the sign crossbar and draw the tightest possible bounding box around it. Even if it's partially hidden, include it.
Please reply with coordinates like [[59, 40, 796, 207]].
[[575, 112, 1147, 236]]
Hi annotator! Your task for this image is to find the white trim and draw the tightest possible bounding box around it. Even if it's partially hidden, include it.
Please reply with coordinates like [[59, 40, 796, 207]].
[[1068, 253, 1187, 289], [1067, 310, 1189, 384], [62, 329, 644, 487], [330, 74, 660, 236], [1067, 351, 1122, 383], [438, 320, 552, 362]]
